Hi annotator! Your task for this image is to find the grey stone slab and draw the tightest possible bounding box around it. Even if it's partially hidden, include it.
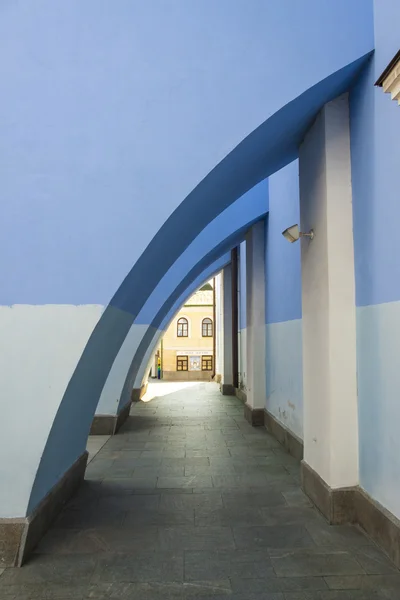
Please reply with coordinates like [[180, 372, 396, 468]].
[[352, 545, 399, 574], [158, 476, 213, 489], [160, 493, 223, 511], [125, 507, 195, 526], [100, 468, 135, 479], [280, 592, 383, 599], [101, 477, 158, 491], [0, 582, 88, 599], [270, 549, 366, 577], [195, 505, 265, 527], [184, 466, 236, 476], [34, 528, 110, 555], [141, 450, 186, 458], [54, 506, 126, 529], [233, 525, 315, 549], [133, 465, 185, 476], [162, 458, 211, 467], [97, 493, 160, 511], [305, 522, 372, 548], [85, 526, 159, 553], [93, 552, 184, 583], [211, 474, 270, 488], [158, 526, 235, 551], [130, 457, 163, 466], [222, 491, 286, 509], [87, 581, 234, 599], [185, 449, 231, 458], [260, 506, 324, 526], [0, 555, 97, 584], [282, 489, 313, 507], [184, 549, 273, 581], [324, 574, 400, 594]]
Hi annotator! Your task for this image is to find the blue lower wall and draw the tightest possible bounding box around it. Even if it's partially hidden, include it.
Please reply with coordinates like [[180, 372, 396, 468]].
[[357, 301, 400, 518], [266, 319, 303, 439]]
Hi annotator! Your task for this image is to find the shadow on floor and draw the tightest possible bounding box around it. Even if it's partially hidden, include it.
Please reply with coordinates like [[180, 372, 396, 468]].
[[1, 382, 399, 599]]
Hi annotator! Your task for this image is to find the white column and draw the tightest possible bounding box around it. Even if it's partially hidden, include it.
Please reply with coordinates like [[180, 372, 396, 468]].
[[299, 92, 358, 490], [245, 220, 266, 413], [220, 265, 234, 393]]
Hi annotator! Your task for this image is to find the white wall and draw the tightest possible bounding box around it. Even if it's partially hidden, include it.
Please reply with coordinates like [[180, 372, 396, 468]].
[[0, 304, 103, 517]]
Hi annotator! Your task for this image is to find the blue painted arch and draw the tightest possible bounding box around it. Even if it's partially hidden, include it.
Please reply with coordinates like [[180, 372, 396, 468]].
[[27, 56, 372, 514]]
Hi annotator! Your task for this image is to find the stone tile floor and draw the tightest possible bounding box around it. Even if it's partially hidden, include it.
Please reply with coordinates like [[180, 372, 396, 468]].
[[1, 381, 399, 599]]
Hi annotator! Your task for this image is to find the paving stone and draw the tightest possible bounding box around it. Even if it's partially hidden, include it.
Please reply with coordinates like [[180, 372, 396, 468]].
[[54, 506, 126, 529], [0, 555, 97, 584], [93, 552, 184, 583], [260, 506, 324, 526], [305, 522, 371, 548], [157, 476, 213, 489], [158, 526, 235, 551], [160, 492, 223, 511], [87, 581, 231, 599], [101, 476, 158, 490], [233, 525, 315, 549], [184, 549, 273, 581], [185, 449, 231, 458], [352, 545, 399, 574], [125, 507, 195, 526], [184, 465, 237, 476], [270, 549, 366, 577], [221, 491, 286, 509], [133, 465, 185, 476], [195, 505, 265, 527], [97, 492, 160, 511], [282, 489, 313, 507], [324, 573, 400, 592], [162, 458, 211, 467], [211, 474, 271, 488]]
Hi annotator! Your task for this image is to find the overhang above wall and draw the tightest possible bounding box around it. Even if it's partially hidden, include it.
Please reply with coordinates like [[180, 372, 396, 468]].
[[375, 49, 400, 105]]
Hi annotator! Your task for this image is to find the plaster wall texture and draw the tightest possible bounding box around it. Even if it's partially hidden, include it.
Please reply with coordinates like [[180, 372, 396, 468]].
[[300, 94, 358, 490]]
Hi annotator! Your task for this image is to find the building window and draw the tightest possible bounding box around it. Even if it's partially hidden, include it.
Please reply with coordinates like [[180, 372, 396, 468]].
[[202, 356, 213, 371], [177, 317, 188, 337], [202, 318, 213, 337], [177, 356, 188, 371]]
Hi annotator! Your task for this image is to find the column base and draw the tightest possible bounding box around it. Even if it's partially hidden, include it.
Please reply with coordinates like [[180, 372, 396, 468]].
[[90, 400, 131, 435], [214, 374, 222, 384], [0, 451, 88, 567], [244, 402, 264, 426], [264, 409, 303, 461], [301, 461, 400, 569], [301, 461, 356, 525], [131, 382, 148, 402], [220, 383, 235, 396], [235, 388, 247, 404]]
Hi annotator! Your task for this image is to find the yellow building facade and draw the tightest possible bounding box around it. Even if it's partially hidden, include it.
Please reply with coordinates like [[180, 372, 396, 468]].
[[160, 283, 214, 381]]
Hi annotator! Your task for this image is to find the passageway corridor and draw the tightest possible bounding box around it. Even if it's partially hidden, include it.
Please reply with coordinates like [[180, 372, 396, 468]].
[[1, 383, 399, 598]]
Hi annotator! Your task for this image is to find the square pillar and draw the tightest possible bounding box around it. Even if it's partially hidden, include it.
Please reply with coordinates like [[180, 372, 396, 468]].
[[245, 220, 266, 426], [220, 265, 235, 395], [299, 93, 359, 522]]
